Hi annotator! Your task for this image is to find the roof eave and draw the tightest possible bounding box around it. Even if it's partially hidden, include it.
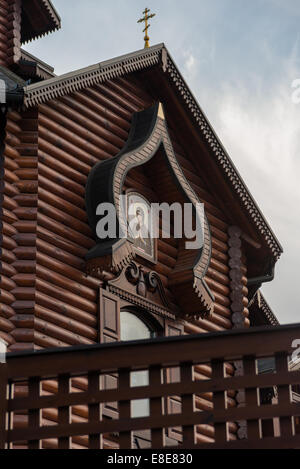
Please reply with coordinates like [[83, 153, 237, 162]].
[[21, 0, 61, 44]]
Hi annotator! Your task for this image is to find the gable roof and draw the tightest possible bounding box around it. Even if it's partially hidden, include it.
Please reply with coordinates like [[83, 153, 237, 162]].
[[22, 0, 61, 43], [22, 43, 283, 260], [249, 291, 280, 326]]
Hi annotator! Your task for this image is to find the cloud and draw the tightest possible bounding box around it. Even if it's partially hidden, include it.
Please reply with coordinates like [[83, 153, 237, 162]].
[[197, 55, 300, 324]]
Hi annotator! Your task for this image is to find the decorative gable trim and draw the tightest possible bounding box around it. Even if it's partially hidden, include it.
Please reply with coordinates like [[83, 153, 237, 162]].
[[23, 43, 282, 260]]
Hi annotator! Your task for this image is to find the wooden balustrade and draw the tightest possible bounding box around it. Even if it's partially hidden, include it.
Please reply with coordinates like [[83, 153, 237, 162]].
[[1, 324, 300, 449]]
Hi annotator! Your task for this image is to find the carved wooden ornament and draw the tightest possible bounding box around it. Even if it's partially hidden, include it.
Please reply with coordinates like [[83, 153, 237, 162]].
[[85, 102, 214, 317]]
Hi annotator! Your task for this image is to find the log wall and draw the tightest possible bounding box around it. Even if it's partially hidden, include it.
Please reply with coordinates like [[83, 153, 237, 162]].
[[0, 74, 251, 447]]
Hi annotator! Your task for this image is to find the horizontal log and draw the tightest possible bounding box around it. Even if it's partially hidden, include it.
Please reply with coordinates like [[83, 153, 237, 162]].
[[12, 301, 34, 314], [15, 157, 38, 169], [13, 194, 38, 207], [35, 318, 94, 346], [96, 83, 138, 117], [3, 207, 18, 224], [38, 200, 92, 237], [38, 145, 88, 186], [74, 89, 130, 134], [14, 169, 38, 180], [5, 130, 21, 147], [35, 305, 97, 341], [60, 93, 128, 141], [12, 260, 35, 274], [39, 163, 85, 199], [39, 174, 84, 208], [0, 303, 15, 319], [12, 233, 36, 246], [3, 181, 19, 197], [2, 248, 17, 264], [4, 155, 18, 171], [86, 86, 132, 124], [13, 247, 36, 260], [37, 252, 99, 289], [9, 343, 34, 352], [34, 331, 69, 349], [12, 287, 35, 301], [0, 316, 14, 333], [36, 277, 97, 315], [0, 274, 16, 291], [1, 261, 17, 278], [13, 221, 36, 233], [11, 328, 33, 342], [38, 213, 93, 250], [14, 180, 38, 193], [39, 187, 87, 223], [39, 107, 120, 157], [36, 291, 97, 328], [4, 144, 20, 161], [3, 194, 18, 211], [37, 237, 85, 270], [2, 221, 18, 237], [11, 315, 34, 329], [12, 274, 35, 287], [0, 330, 15, 345], [2, 233, 17, 250], [205, 277, 229, 297], [36, 264, 97, 303], [13, 207, 37, 220], [48, 99, 126, 148]]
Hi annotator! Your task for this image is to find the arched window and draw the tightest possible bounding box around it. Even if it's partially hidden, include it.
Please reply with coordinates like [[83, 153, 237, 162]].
[[120, 311, 157, 418]]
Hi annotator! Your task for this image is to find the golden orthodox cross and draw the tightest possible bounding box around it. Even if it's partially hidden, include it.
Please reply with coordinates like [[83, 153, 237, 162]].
[[137, 8, 156, 48]]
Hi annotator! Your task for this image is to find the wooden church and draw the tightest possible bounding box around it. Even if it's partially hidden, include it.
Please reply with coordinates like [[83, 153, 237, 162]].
[[2, 0, 297, 451]]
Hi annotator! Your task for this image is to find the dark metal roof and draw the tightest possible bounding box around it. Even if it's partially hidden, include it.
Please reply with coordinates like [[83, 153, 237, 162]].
[[22, 44, 283, 260]]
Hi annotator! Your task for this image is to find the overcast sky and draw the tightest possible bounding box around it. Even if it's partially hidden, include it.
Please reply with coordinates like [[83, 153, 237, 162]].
[[25, 0, 300, 324]]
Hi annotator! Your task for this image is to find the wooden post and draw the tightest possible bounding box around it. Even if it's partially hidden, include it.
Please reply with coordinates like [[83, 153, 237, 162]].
[[244, 356, 262, 439], [150, 366, 164, 448], [28, 377, 41, 449], [58, 374, 71, 449], [88, 372, 102, 449], [212, 360, 227, 443], [119, 369, 132, 449], [0, 338, 8, 450], [276, 353, 295, 437], [181, 362, 195, 448]]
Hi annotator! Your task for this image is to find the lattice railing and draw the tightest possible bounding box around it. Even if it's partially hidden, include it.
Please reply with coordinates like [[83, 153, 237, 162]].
[[1, 324, 300, 449]]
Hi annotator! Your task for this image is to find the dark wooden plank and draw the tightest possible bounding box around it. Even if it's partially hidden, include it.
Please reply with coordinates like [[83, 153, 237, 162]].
[[276, 353, 295, 437], [149, 366, 164, 448], [8, 400, 300, 444], [119, 369, 132, 449], [9, 368, 300, 412], [212, 360, 227, 442], [88, 372, 102, 449], [6, 324, 300, 380], [58, 374, 71, 449], [180, 363, 195, 447], [28, 377, 41, 449]]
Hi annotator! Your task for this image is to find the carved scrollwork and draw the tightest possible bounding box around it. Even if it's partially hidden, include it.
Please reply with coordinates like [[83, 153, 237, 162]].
[[125, 261, 168, 307]]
